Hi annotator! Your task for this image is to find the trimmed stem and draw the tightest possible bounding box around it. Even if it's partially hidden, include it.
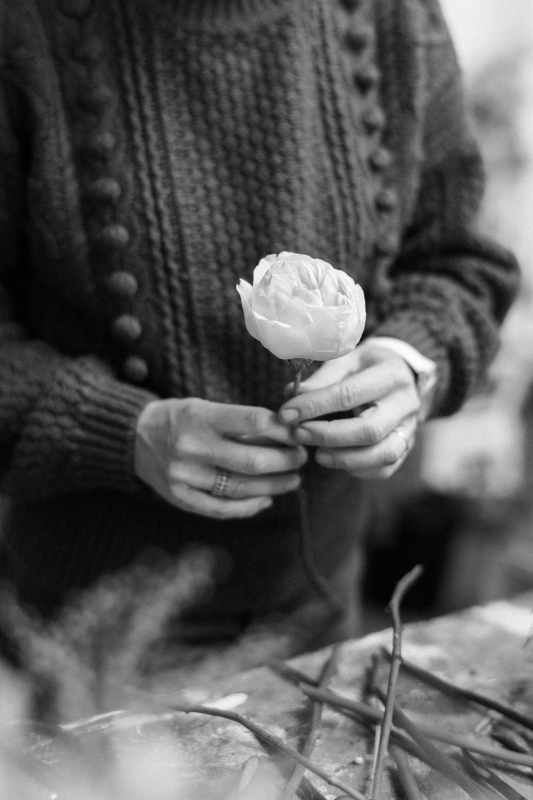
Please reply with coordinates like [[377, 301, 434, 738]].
[[373, 686, 499, 800], [300, 685, 533, 768], [370, 565, 423, 800], [167, 701, 365, 800], [390, 744, 424, 800], [281, 645, 341, 800], [380, 647, 533, 735]]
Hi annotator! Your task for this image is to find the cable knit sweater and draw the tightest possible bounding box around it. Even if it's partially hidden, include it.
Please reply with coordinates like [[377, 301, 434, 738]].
[[0, 0, 519, 625]]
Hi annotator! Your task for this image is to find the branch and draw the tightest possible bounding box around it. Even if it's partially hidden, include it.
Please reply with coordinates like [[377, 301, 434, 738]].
[[380, 648, 533, 734], [390, 744, 424, 800], [300, 685, 533, 769], [373, 686, 500, 800], [281, 644, 341, 800], [167, 701, 366, 800], [370, 564, 423, 800]]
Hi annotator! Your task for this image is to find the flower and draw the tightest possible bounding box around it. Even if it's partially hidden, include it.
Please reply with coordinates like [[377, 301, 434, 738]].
[[236, 252, 366, 361]]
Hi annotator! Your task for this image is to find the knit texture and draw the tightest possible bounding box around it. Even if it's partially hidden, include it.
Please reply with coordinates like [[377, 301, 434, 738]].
[[0, 0, 519, 615]]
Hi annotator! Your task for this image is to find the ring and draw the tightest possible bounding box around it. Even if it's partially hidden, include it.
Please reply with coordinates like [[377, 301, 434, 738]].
[[393, 428, 410, 458], [212, 469, 231, 497]]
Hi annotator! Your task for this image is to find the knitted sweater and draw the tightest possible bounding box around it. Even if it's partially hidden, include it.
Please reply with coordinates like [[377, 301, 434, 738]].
[[0, 0, 519, 620]]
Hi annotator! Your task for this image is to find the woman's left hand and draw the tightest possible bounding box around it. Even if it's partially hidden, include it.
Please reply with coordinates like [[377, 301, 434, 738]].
[[279, 342, 422, 479]]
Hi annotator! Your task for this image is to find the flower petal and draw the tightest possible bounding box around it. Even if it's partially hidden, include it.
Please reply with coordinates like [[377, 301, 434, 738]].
[[237, 280, 261, 341], [253, 254, 278, 285], [253, 315, 315, 360]]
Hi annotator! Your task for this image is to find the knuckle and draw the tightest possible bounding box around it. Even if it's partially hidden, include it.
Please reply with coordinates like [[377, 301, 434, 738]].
[[169, 461, 188, 482], [247, 407, 269, 434], [362, 418, 386, 444], [177, 396, 201, 422], [319, 427, 337, 448], [242, 451, 265, 474], [338, 381, 358, 411], [173, 432, 197, 458]]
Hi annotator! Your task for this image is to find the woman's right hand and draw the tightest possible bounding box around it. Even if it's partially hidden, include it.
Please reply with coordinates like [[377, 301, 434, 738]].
[[134, 398, 307, 519]]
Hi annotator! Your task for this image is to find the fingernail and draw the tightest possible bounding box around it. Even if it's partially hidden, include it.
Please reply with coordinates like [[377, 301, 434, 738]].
[[279, 408, 299, 424], [316, 451, 333, 466], [260, 498, 273, 510], [295, 427, 312, 443]]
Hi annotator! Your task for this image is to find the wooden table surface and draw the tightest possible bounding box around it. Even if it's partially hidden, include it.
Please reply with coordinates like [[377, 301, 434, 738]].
[[142, 593, 533, 799]]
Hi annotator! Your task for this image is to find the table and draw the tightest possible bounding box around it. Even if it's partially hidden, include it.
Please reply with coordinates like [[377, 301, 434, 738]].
[[147, 593, 533, 799]]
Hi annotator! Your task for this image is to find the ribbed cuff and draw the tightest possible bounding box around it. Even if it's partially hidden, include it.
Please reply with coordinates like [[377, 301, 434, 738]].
[[67, 368, 157, 493]]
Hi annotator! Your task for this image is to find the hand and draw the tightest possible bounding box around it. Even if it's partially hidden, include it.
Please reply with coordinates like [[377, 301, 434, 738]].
[[278, 342, 421, 479], [134, 398, 307, 519]]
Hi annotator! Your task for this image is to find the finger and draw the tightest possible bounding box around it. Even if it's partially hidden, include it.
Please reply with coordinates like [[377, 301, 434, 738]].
[[169, 462, 302, 498], [168, 482, 274, 520], [293, 393, 420, 448], [185, 437, 308, 476], [284, 351, 362, 398], [299, 350, 362, 392], [205, 402, 296, 444], [279, 364, 400, 424], [315, 423, 415, 473]]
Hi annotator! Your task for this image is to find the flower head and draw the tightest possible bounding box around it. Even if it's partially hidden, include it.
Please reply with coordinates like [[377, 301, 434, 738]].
[[237, 252, 366, 361]]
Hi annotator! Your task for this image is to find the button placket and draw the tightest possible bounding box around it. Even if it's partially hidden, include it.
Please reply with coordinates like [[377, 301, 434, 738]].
[[338, 0, 399, 282]]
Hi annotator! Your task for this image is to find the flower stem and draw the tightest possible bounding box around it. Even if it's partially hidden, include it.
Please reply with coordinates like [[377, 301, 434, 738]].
[[370, 565, 423, 800]]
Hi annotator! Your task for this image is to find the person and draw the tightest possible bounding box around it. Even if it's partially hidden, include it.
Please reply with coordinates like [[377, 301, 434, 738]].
[[0, 0, 519, 654]]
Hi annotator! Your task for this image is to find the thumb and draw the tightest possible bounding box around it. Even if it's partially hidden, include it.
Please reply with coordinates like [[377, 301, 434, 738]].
[[299, 349, 362, 392]]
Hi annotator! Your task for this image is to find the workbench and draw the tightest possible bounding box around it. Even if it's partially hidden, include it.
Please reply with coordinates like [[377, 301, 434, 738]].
[[143, 593, 533, 799]]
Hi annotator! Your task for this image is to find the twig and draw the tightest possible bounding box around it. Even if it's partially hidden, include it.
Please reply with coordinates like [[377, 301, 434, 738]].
[[380, 648, 533, 734], [370, 564, 423, 800], [167, 701, 366, 800], [269, 661, 320, 688], [491, 722, 532, 755], [281, 645, 341, 800], [300, 685, 533, 768], [373, 686, 500, 800], [390, 744, 424, 800], [461, 750, 530, 800]]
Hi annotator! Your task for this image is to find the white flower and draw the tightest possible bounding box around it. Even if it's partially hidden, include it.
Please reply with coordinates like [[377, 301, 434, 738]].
[[237, 252, 366, 361]]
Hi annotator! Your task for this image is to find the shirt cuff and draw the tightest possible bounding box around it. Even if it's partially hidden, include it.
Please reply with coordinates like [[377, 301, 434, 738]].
[[364, 336, 438, 420]]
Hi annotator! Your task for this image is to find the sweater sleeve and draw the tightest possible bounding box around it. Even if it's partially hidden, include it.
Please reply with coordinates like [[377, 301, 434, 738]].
[[0, 51, 156, 499], [368, 0, 520, 418]]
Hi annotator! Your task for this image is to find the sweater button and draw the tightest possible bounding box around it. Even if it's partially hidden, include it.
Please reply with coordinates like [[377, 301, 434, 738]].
[[376, 188, 398, 212], [84, 131, 116, 156], [85, 177, 122, 202], [344, 26, 372, 52], [108, 271, 138, 297], [112, 315, 142, 343], [369, 147, 393, 171], [362, 107, 386, 134], [353, 65, 380, 93], [123, 356, 148, 383], [96, 224, 130, 248]]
